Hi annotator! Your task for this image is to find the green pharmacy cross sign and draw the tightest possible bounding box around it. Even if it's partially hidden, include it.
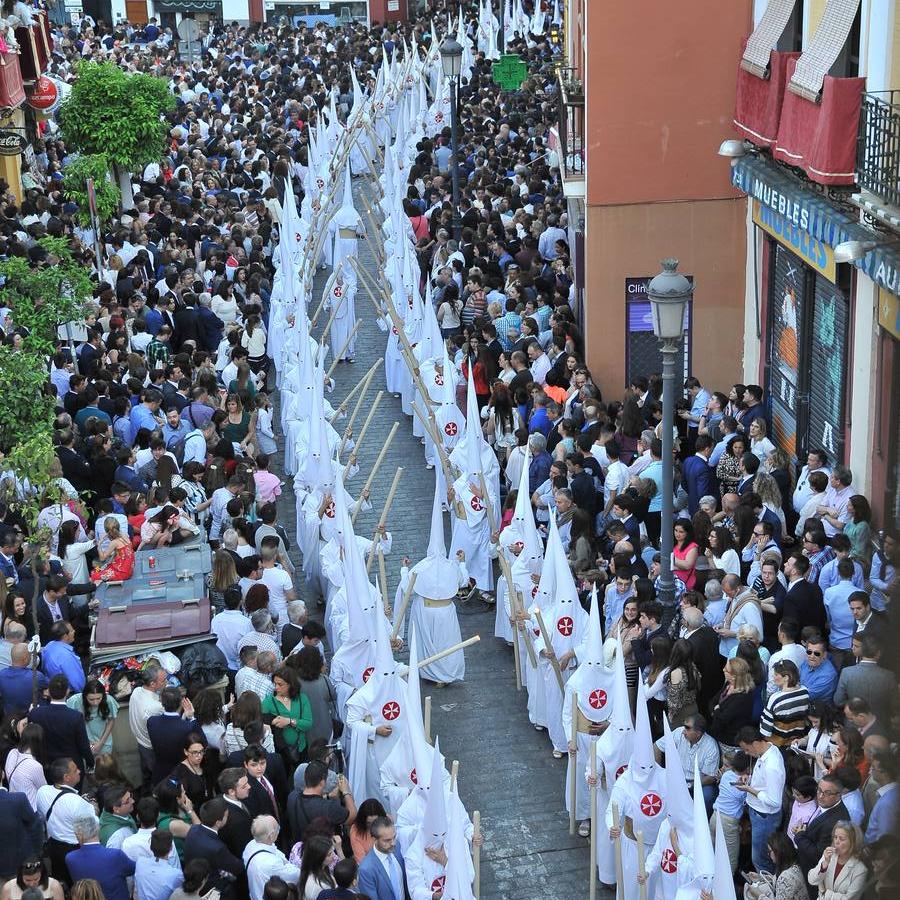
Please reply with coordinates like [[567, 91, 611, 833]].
[[492, 54, 527, 91]]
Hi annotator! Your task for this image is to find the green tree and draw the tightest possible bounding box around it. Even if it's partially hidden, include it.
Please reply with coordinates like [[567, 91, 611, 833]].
[[62, 153, 121, 229], [0, 237, 94, 355], [58, 60, 174, 208]]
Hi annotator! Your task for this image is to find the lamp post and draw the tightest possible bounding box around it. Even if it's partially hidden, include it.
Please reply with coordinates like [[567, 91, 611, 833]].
[[646, 258, 692, 610], [440, 37, 463, 243]]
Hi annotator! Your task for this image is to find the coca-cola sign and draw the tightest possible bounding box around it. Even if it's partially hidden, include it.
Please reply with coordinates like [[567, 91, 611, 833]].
[[27, 76, 60, 112], [0, 129, 27, 156]]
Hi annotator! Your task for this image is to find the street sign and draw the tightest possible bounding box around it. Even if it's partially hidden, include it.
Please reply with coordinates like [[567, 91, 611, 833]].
[[177, 18, 200, 43], [492, 54, 527, 91], [0, 129, 26, 156]]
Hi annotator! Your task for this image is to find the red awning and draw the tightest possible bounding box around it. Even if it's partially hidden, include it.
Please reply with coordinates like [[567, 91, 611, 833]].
[[0, 50, 25, 109], [734, 49, 800, 148], [773, 57, 864, 185], [14, 24, 49, 81]]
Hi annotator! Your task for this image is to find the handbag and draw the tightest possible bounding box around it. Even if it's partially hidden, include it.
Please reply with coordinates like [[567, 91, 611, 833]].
[[326, 678, 344, 740]]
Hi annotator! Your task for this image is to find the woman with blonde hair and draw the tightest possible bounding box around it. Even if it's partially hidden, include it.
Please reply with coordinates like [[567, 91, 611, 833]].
[[807, 821, 867, 900], [90, 517, 135, 583], [206, 549, 239, 613], [70, 880, 105, 900], [754, 471, 787, 531], [749, 417, 776, 462], [709, 657, 756, 750]]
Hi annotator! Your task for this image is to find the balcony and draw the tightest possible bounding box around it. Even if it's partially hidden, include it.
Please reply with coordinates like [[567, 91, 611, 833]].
[[855, 91, 900, 230], [556, 67, 584, 194]]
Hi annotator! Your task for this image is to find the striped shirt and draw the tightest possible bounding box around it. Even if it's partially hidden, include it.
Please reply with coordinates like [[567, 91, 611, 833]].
[[759, 686, 810, 742]]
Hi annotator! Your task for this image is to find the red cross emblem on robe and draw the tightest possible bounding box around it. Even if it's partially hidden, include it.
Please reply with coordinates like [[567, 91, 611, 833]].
[[391, 325, 399, 335], [324, 502, 336, 518], [470, 495, 484, 512], [640, 793, 662, 817], [557, 616, 574, 636], [434, 374, 444, 386], [512, 541, 524, 552], [362, 666, 374, 683], [661, 849, 677, 873], [333, 286, 343, 298], [588, 689, 607, 709], [435, 111, 444, 123], [616, 764, 628, 779], [382, 701, 401, 721], [443, 422, 458, 436], [409, 768, 417, 785], [431, 876, 445, 892]]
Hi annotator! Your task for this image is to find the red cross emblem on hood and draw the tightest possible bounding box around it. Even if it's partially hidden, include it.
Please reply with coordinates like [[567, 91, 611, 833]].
[[324, 502, 336, 518], [588, 689, 607, 709], [434, 374, 444, 386], [661, 849, 677, 873], [409, 768, 417, 784], [431, 876, 445, 892], [470, 495, 484, 512], [362, 666, 374, 683], [615, 764, 628, 779]]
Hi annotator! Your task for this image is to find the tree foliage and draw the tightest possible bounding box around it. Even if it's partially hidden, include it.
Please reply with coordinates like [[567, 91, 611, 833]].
[[58, 60, 175, 171], [0, 237, 94, 356], [62, 153, 121, 228]]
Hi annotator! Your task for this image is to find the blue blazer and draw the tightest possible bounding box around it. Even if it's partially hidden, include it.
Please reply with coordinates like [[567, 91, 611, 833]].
[[28, 702, 93, 772], [146, 713, 204, 783], [0, 790, 43, 879], [357, 847, 410, 900]]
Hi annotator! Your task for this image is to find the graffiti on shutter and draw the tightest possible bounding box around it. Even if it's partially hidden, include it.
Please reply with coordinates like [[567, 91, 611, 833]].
[[808, 278, 848, 461], [768, 244, 803, 458]]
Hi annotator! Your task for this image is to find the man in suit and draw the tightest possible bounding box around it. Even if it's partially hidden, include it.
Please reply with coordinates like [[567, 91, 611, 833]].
[[833, 633, 896, 725], [55, 430, 93, 495], [357, 817, 409, 900], [36, 575, 73, 647], [66, 812, 135, 900], [849, 591, 888, 640], [0, 787, 43, 879], [146, 687, 202, 783], [793, 774, 849, 898], [781, 553, 827, 633], [185, 798, 244, 895], [218, 768, 254, 857], [224, 721, 288, 803], [0, 642, 48, 714], [683, 607, 725, 715], [682, 435, 718, 515], [736, 452, 759, 496], [242, 744, 281, 821], [28, 675, 93, 773]]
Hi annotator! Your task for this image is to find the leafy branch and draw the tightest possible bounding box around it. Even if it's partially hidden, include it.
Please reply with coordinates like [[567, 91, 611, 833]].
[[62, 154, 121, 228]]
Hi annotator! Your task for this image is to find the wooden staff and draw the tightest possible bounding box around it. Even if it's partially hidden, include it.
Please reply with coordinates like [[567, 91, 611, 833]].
[[514, 588, 539, 668], [330, 359, 382, 423], [344, 390, 383, 476], [418, 635, 480, 670], [318, 287, 347, 349], [636, 830, 647, 900], [473, 810, 481, 900], [534, 607, 565, 694], [355, 424, 400, 518], [338, 365, 376, 457], [411, 401, 460, 504], [389, 571, 417, 640], [424, 695, 432, 744], [590, 743, 599, 900], [569, 691, 578, 836], [495, 550, 521, 691], [612, 801, 624, 900], [364, 467, 403, 572], [377, 547, 392, 619], [326, 320, 361, 378]]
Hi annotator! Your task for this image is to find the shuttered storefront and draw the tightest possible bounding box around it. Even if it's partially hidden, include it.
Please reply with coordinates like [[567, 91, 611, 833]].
[[765, 237, 850, 462]]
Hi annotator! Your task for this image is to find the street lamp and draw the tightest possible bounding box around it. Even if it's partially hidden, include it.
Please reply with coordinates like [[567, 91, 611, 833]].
[[646, 258, 692, 610], [440, 37, 463, 243]]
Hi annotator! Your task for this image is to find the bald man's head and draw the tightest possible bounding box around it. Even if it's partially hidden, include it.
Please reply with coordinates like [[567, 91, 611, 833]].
[[10, 643, 30, 666]]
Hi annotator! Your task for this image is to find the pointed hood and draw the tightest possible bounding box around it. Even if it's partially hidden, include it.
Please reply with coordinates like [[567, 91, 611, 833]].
[[419, 735, 448, 849], [713, 812, 737, 900], [630, 676, 657, 785], [299, 355, 335, 492], [463, 359, 483, 480], [692, 758, 715, 879], [411, 469, 462, 601], [566, 585, 614, 722], [442, 778, 476, 900], [334, 162, 359, 228], [595, 633, 634, 782], [581, 585, 604, 667], [662, 715, 694, 832], [372, 585, 400, 678]]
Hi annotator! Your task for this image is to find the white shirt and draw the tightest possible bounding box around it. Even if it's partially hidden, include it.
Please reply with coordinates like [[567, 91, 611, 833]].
[[128, 686, 163, 749], [122, 827, 181, 867], [747, 743, 785, 815], [36, 785, 94, 843], [604, 460, 629, 506], [212, 609, 254, 669], [260, 566, 293, 619], [529, 353, 551, 386], [793, 465, 830, 514], [242, 840, 300, 900]]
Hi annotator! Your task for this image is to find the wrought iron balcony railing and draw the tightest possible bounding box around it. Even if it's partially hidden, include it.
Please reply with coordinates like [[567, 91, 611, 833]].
[[857, 90, 900, 211], [557, 66, 584, 178]]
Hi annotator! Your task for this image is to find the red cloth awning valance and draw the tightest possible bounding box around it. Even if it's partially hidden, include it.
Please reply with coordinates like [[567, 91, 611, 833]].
[[773, 57, 864, 186], [734, 50, 800, 148], [0, 50, 25, 109]]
